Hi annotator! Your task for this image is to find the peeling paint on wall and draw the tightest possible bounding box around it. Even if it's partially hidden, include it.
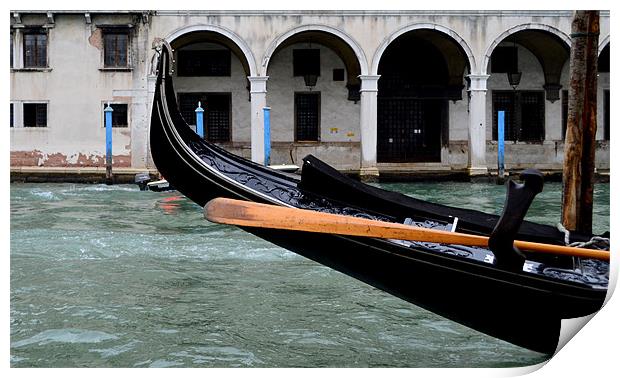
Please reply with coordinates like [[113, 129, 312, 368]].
[[9, 11, 610, 172], [11, 150, 131, 168], [88, 28, 103, 50]]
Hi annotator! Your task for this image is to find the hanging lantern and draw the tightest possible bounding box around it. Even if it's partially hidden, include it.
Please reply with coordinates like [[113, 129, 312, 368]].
[[506, 37, 522, 90], [303, 74, 318, 88], [507, 71, 522, 89]]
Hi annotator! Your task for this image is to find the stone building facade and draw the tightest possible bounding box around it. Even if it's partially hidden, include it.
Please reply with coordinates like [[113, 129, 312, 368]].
[[10, 10, 611, 177]]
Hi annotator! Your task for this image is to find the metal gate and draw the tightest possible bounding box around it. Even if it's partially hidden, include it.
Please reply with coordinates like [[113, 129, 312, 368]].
[[377, 98, 445, 162]]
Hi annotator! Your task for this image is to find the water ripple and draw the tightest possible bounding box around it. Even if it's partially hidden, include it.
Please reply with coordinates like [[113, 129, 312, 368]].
[[11, 182, 608, 367], [12, 329, 118, 348]]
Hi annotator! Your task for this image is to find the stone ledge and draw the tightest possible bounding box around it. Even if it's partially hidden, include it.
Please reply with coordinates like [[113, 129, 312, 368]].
[[11, 166, 157, 174], [10, 166, 159, 184], [377, 163, 452, 172]]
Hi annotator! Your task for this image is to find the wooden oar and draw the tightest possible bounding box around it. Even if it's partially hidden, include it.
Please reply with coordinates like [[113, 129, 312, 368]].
[[204, 197, 610, 261]]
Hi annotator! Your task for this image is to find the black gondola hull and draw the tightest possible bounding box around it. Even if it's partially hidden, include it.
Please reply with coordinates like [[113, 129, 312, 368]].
[[148, 44, 607, 355]]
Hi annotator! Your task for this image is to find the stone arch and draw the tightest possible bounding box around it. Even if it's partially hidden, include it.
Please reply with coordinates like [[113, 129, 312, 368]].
[[164, 24, 258, 77], [599, 35, 610, 55], [261, 24, 369, 77], [371, 23, 477, 75], [482, 23, 571, 75]]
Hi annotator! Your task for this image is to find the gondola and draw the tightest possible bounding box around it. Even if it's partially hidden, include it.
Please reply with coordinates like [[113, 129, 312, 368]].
[[149, 41, 609, 355]]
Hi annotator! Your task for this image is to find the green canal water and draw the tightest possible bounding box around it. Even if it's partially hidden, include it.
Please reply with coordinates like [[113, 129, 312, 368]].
[[10, 181, 610, 367]]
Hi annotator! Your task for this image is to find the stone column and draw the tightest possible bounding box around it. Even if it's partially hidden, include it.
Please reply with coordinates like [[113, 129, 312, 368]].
[[145, 52, 158, 169], [12, 28, 23, 68], [248, 76, 269, 164], [130, 89, 150, 169], [466, 74, 490, 176], [358, 75, 381, 179]]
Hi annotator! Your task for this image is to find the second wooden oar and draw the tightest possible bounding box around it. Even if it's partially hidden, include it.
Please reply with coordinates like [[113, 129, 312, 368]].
[[204, 197, 610, 261]]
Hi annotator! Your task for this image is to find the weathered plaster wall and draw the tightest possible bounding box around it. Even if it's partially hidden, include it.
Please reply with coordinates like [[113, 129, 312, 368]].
[[266, 43, 360, 143], [10, 13, 136, 167], [10, 11, 611, 173]]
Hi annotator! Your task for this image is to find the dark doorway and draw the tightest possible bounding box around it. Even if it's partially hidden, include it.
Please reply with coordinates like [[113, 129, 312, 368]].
[[377, 33, 461, 163], [377, 98, 445, 162]]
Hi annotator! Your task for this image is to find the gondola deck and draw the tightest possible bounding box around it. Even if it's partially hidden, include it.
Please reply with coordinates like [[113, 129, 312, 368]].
[[149, 41, 609, 355]]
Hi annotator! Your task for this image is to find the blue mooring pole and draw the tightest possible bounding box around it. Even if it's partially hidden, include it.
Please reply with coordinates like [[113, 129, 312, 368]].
[[497, 110, 505, 184], [104, 103, 113, 185], [195, 101, 205, 138], [263, 106, 271, 166]]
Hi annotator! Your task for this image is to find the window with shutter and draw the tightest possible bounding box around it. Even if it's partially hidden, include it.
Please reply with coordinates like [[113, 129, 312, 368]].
[[23, 30, 47, 68], [103, 32, 129, 68]]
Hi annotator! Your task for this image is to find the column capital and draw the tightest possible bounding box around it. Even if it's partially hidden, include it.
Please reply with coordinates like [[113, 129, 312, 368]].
[[358, 75, 381, 92], [467, 74, 490, 92], [247, 76, 269, 93]]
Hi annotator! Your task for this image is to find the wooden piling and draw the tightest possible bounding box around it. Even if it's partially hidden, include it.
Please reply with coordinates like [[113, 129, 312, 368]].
[[561, 10, 599, 234]]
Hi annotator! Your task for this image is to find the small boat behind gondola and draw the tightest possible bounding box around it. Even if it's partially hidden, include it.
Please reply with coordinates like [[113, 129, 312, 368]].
[[135, 172, 175, 192], [148, 40, 609, 355]]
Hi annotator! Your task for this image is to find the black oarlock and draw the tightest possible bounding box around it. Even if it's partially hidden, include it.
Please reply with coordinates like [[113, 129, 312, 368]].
[[489, 169, 545, 270]]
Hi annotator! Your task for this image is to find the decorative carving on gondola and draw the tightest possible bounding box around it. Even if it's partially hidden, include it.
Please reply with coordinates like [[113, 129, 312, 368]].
[[151, 37, 175, 76], [185, 121, 608, 286], [149, 41, 609, 355]]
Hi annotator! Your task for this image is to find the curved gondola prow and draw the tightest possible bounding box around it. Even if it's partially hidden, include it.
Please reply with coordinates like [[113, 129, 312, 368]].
[[150, 43, 210, 205], [150, 42, 300, 206], [153, 42, 204, 147], [149, 41, 608, 356]]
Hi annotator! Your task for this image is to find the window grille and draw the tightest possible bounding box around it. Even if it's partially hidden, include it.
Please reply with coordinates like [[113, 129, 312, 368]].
[[178, 93, 231, 142], [492, 91, 544, 142], [295, 92, 320, 141], [519, 92, 545, 141], [492, 92, 516, 140], [205, 95, 231, 142], [178, 93, 204, 126]]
